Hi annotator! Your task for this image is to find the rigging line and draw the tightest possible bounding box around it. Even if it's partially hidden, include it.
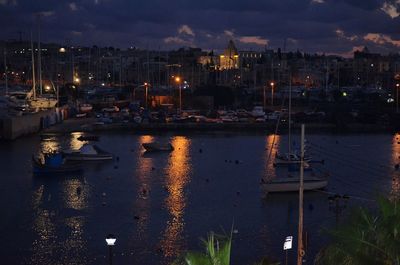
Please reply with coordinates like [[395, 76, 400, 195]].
[[308, 142, 394, 171], [307, 142, 390, 171], [310, 190, 376, 202], [308, 145, 393, 178], [310, 165, 384, 196]]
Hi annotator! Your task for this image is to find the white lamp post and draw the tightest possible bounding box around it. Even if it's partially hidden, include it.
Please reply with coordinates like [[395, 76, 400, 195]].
[[283, 235, 293, 265], [106, 234, 116, 265]]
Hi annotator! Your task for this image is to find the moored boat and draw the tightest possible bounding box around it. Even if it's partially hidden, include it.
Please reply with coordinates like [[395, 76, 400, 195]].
[[77, 135, 99, 141], [63, 144, 113, 161], [79, 103, 93, 113], [32, 153, 82, 175], [262, 170, 328, 193], [142, 142, 174, 152]]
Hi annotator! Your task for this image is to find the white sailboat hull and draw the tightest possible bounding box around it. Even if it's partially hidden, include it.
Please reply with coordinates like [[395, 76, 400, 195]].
[[262, 178, 328, 193]]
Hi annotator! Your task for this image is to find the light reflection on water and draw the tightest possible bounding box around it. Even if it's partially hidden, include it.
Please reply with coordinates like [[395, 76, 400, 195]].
[[134, 135, 154, 238], [160, 136, 191, 260], [391, 135, 400, 198], [40, 139, 61, 154], [3, 132, 398, 265], [70, 132, 85, 150], [62, 178, 89, 210], [30, 185, 56, 265], [264, 134, 280, 180]]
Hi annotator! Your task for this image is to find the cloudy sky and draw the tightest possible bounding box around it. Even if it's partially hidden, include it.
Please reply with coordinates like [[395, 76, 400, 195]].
[[1, 0, 400, 56]]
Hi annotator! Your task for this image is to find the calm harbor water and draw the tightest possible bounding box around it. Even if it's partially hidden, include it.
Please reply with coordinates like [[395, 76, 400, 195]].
[[0, 131, 399, 265]]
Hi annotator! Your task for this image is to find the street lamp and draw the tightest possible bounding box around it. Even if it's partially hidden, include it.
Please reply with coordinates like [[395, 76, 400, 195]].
[[105, 234, 116, 265], [396, 83, 399, 113], [175, 76, 182, 113], [144, 82, 149, 109], [270, 82, 275, 108]]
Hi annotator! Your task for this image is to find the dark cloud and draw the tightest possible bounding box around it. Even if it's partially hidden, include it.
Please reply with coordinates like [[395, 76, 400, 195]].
[[1, 0, 400, 55]]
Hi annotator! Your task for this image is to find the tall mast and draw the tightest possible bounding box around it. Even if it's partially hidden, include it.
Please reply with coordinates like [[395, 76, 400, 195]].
[[37, 14, 43, 95], [3, 47, 8, 95], [297, 124, 305, 265], [288, 72, 292, 157], [30, 31, 36, 100]]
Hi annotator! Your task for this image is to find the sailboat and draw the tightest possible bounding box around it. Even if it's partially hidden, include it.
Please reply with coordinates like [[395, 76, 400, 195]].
[[28, 22, 58, 109], [274, 76, 316, 166], [262, 124, 328, 193]]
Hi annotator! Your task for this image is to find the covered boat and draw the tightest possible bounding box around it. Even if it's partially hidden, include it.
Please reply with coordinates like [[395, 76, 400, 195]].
[[77, 135, 99, 141], [63, 144, 113, 161], [32, 153, 82, 175], [142, 142, 174, 152]]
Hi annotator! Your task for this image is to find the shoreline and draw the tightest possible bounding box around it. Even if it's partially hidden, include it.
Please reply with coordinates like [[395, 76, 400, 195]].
[[41, 118, 398, 135]]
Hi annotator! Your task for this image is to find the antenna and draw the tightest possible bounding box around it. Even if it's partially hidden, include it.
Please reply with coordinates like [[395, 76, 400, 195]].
[[17, 31, 23, 42], [283, 38, 287, 53]]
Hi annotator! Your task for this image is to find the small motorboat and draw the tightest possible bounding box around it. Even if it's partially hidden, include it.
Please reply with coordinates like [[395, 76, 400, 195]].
[[142, 142, 174, 152], [63, 144, 113, 161], [32, 153, 82, 175], [76, 113, 87, 118], [79, 103, 93, 113], [77, 135, 99, 141], [262, 171, 328, 193]]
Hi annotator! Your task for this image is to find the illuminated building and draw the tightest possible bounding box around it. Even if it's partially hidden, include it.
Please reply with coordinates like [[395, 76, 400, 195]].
[[219, 40, 239, 70]]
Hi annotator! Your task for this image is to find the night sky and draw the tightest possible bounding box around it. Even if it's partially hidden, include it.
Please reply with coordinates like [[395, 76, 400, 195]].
[[1, 0, 400, 56]]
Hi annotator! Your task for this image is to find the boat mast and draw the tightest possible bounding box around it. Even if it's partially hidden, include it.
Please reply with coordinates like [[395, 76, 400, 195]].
[[297, 124, 305, 265], [37, 14, 43, 95], [30, 31, 36, 100], [3, 47, 8, 95], [288, 72, 292, 158]]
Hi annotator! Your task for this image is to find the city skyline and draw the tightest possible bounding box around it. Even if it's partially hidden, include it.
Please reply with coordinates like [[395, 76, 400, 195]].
[[1, 0, 400, 56]]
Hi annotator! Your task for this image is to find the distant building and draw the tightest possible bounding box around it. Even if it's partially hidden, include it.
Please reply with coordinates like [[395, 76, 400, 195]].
[[219, 40, 239, 70]]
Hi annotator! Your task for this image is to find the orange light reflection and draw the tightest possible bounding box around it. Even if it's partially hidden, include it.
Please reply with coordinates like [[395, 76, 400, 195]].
[[264, 134, 280, 180], [160, 136, 191, 259], [391, 134, 400, 199]]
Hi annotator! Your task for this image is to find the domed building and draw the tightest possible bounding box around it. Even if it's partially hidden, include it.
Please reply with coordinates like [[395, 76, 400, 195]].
[[219, 40, 239, 70]]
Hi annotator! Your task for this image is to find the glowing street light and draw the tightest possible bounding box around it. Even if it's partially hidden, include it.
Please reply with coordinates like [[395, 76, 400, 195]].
[[144, 82, 150, 109], [175, 76, 182, 113], [44, 85, 51, 92], [270, 82, 275, 108], [59, 47, 66, 53], [74, 77, 80, 84], [105, 234, 116, 265]]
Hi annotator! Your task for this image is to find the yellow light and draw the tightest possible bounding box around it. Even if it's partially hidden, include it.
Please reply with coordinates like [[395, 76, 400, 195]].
[[59, 47, 66, 53], [175, 77, 181, 83], [342, 92, 347, 97], [270, 82, 275, 86], [234, 55, 239, 58], [44, 85, 51, 91], [74, 77, 80, 83], [220, 55, 225, 58]]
